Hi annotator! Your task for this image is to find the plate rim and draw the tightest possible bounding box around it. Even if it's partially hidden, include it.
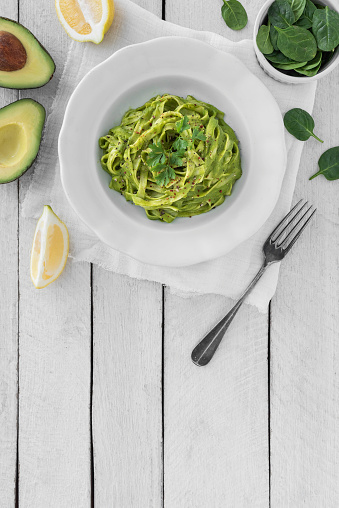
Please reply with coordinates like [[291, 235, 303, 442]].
[[59, 36, 287, 267]]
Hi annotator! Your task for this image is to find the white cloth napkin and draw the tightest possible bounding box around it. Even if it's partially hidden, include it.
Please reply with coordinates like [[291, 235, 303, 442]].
[[22, 0, 317, 312]]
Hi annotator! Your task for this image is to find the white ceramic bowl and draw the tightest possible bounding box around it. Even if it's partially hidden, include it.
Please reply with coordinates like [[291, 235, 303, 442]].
[[253, 0, 339, 84], [59, 36, 287, 267]]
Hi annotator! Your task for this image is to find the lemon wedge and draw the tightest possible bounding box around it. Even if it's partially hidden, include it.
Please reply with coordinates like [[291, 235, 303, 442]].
[[30, 205, 69, 289], [55, 0, 114, 44]]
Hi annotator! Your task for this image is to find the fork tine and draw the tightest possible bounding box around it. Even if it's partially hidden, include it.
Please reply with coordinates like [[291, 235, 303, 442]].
[[274, 201, 310, 245], [277, 204, 313, 247], [283, 208, 317, 253], [269, 199, 305, 242]]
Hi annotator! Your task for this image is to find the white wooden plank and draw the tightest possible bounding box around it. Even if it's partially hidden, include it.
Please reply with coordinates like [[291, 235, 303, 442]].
[[0, 180, 18, 507], [17, 255, 92, 508], [164, 2, 269, 505], [92, 274, 163, 507], [91, 3, 163, 506], [90, 0, 164, 502], [165, 0, 258, 42], [270, 67, 339, 507], [17, 1, 92, 506], [131, 0, 162, 13], [164, 293, 269, 506], [0, 5, 19, 507]]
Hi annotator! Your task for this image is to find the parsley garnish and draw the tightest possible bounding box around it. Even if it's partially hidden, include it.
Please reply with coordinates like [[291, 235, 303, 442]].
[[154, 165, 176, 187], [192, 127, 207, 142], [176, 116, 190, 133], [172, 137, 188, 153], [146, 116, 206, 187], [147, 142, 166, 166], [168, 152, 184, 168]]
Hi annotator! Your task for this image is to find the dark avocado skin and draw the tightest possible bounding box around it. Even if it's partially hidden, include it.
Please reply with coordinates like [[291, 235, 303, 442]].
[[0, 158, 36, 183], [0, 17, 55, 90], [0, 99, 46, 184]]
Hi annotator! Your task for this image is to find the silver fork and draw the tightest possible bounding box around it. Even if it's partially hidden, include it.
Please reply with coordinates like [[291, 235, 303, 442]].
[[191, 200, 316, 367]]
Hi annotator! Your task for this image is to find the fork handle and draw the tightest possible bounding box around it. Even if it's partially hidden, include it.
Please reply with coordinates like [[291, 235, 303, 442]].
[[191, 263, 268, 366]]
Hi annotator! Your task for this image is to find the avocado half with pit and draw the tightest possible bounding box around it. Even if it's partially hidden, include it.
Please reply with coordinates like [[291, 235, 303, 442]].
[[0, 17, 55, 89], [0, 99, 46, 184]]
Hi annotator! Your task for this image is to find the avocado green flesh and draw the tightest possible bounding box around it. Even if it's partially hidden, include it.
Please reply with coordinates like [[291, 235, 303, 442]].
[[0, 99, 46, 183], [0, 17, 55, 89]]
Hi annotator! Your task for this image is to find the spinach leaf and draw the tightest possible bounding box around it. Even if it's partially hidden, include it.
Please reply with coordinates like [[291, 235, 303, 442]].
[[270, 24, 280, 49], [299, 50, 322, 69], [312, 6, 339, 52], [274, 60, 308, 69], [287, 0, 306, 22], [276, 25, 317, 62], [260, 0, 338, 78], [295, 15, 313, 28], [297, 0, 317, 27], [304, 0, 317, 17], [295, 52, 322, 75], [268, 0, 295, 29], [256, 24, 274, 54], [265, 50, 307, 69], [309, 146, 339, 180], [265, 50, 293, 64], [284, 108, 323, 142], [221, 0, 248, 31], [295, 61, 322, 75]]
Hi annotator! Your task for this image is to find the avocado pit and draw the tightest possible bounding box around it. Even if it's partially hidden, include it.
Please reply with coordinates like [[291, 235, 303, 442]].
[[0, 17, 55, 89], [0, 31, 27, 71]]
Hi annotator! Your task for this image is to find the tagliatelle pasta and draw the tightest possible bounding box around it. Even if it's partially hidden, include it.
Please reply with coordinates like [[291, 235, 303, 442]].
[[99, 94, 242, 223]]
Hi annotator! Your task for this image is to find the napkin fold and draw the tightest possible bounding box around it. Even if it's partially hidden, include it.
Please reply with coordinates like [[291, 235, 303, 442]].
[[22, 0, 317, 312]]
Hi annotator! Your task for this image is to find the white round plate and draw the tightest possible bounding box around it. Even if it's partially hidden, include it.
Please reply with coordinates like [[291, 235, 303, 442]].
[[59, 36, 286, 267]]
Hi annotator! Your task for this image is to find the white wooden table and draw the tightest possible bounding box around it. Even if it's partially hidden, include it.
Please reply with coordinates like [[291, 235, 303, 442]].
[[1, 0, 338, 506]]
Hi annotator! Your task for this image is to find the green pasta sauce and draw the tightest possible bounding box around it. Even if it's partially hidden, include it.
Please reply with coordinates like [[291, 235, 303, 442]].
[[99, 94, 242, 223]]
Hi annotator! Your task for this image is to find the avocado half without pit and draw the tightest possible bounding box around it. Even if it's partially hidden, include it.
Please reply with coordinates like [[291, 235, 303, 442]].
[[0, 17, 55, 89], [0, 99, 45, 184]]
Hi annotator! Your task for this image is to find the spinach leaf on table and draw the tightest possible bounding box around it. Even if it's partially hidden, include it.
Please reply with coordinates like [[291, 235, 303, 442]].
[[287, 0, 306, 22], [276, 25, 317, 62], [221, 0, 248, 30], [268, 0, 295, 28], [256, 24, 274, 54], [284, 108, 323, 142], [312, 6, 339, 52], [309, 147, 339, 180]]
